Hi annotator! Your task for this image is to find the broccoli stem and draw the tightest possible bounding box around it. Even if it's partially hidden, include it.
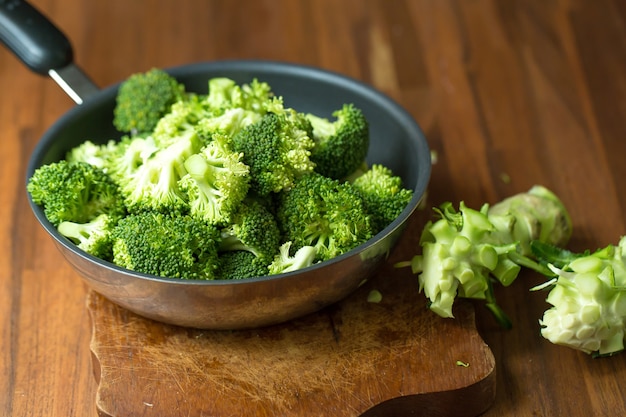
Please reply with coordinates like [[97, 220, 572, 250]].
[[397, 185, 573, 329]]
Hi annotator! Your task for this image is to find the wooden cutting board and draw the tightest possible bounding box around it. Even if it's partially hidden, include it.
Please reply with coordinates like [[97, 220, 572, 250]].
[[88, 248, 496, 417]]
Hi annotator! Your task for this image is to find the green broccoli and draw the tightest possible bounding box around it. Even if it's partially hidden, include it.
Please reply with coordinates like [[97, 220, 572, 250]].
[[231, 111, 315, 196], [219, 199, 281, 265], [205, 77, 244, 111], [27, 160, 126, 226], [305, 103, 369, 180], [178, 133, 250, 226], [529, 238, 626, 356], [216, 250, 270, 280], [57, 213, 117, 260], [396, 186, 572, 328], [195, 107, 263, 140], [205, 77, 280, 114], [113, 68, 186, 135], [121, 129, 202, 214], [65, 139, 118, 169], [112, 211, 221, 280], [27, 73, 389, 284], [103, 135, 159, 185], [276, 172, 374, 262], [268, 241, 318, 275], [151, 95, 211, 146], [351, 164, 414, 234]]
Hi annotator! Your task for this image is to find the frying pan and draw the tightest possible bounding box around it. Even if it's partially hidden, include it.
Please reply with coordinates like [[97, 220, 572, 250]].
[[0, 0, 431, 329]]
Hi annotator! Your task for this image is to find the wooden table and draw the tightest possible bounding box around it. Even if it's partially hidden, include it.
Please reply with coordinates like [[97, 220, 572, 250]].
[[2, 0, 626, 416]]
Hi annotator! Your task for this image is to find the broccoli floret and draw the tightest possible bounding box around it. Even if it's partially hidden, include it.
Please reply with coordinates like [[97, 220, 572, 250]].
[[121, 130, 202, 214], [239, 78, 282, 113], [27, 160, 126, 226], [219, 199, 281, 265], [198, 78, 285, 140], [268, 241, 317, 275], [151, 95, 211, 147], [231, 112, 315, 196], [112, 212, 220, 280], [195, 107, 263, 140], [529, 238, 626, 356], [351, 164, 414, 234], [205, 77, 244, 111], [276, 173, 374, 262], [306, 103, 369, 180], [57, 213, 117, 260], [178, 134, 250, 226], [113, 68, 186, 135], [205, 77, 281, 114], [217, 250, 270, 280], [65, 139, 118, 169], [103, 135, 159, 185]]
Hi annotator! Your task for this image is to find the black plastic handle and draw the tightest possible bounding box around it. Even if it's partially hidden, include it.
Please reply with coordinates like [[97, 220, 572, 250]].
[[0, 0, 72, 75]]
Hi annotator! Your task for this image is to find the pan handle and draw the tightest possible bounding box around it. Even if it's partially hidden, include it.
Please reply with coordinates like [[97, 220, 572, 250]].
[[0, 0, 99, 104]]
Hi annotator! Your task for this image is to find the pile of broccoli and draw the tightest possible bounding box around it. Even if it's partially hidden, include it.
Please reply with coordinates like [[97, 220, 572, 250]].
[[28, 68, 414, 281]]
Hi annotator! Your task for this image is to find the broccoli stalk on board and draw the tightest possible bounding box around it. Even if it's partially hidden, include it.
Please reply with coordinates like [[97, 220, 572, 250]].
[[396, 185, 572, 328], [529, 238, 626, 356], [488, 185, 572, 257]]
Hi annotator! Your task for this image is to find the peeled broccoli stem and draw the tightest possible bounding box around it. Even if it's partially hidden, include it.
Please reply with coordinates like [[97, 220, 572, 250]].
[[530, 238, 626, 356], [400, 185, 626, 356], [488, 185, 572, 256], [398, 185, 572, 328]]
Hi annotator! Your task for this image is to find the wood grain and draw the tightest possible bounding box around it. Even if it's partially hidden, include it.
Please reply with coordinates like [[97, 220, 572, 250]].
[[88, 217, 495, 417], [3, 0, 626, 416]]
